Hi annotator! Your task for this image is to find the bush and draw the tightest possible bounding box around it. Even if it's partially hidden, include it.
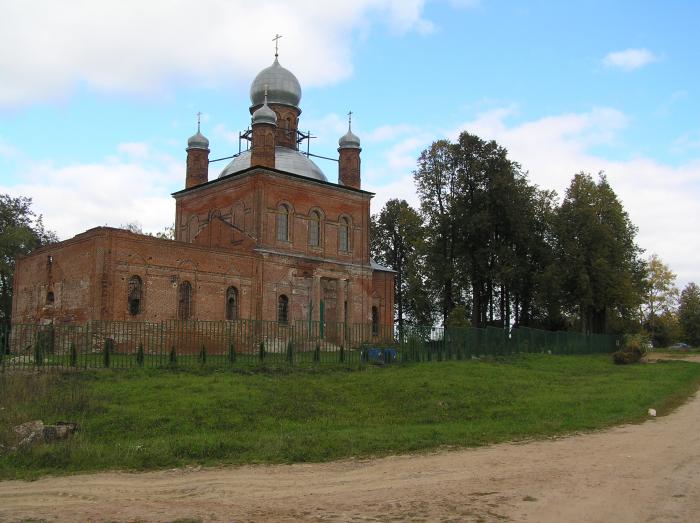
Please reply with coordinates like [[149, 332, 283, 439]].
[[103, 338, 114, 368], [136, 344, 144, 367], [69, 342, 78, 367], [612, 333, 648, 365]]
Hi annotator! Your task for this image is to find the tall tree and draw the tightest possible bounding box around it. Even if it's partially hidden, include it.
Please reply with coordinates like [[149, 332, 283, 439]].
[[642, 254, 679, 344], [371, 199, 430, 330], [0, 195, 58, 321], [555, 173, 644, 333], [678, 282, 700, 346]]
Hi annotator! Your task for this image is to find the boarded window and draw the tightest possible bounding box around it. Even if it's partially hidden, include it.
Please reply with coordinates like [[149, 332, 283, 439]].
[[309, 211, 320, 247], [178, 281, 192, 320], [278, 295, 289, 324], [372, 306, 379, 336], [277, 204, 289, 242], [226, 286, 238, 321], [46, 291, 55, 305], [339, 217, 350, 252], [128, 275, 142, 315]]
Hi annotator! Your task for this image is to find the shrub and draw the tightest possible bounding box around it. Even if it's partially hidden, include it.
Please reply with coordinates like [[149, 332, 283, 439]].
[[69, 342, 78, 367], [103, 338, 114, 368], [612, 333, 649, 365], [136, 344, 144, 367], [286, 340, 294, 364]]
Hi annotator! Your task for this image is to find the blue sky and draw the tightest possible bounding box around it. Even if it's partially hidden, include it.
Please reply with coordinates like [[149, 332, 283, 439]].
[[1, 0, 699, 287]]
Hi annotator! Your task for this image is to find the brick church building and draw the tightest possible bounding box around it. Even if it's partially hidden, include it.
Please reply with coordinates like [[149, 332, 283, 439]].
[[12, 54, 395, 335]]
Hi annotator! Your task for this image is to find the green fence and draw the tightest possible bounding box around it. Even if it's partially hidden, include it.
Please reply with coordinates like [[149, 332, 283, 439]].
[[0, 320, 618, 371]]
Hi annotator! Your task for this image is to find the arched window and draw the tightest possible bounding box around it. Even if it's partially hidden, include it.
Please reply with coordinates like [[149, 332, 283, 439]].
[[226, 286, 238, 321], [339, 217, 350, 252], [46, 291, 55, 305], [372, 306, 379, 336], [277, 204, 290, 242], [128, 275, 142, 315], [178, 280, 192, 320], [278, 294, 289, 324], [309, 210, 321, 247]]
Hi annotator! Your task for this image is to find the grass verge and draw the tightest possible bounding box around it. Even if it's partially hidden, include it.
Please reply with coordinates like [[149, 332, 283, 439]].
[[1, 354, 700, 480]]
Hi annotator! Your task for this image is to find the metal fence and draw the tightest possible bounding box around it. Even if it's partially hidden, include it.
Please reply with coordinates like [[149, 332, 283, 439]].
[[0, 320, 618, 371]]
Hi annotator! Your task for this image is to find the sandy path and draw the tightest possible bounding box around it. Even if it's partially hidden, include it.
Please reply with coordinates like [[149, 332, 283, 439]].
[[1, 366, 699, 522]]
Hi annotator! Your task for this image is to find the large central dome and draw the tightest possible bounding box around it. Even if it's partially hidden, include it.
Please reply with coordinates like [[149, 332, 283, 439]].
[[219, 147, 327, 182], [250, 57, 301, 109]]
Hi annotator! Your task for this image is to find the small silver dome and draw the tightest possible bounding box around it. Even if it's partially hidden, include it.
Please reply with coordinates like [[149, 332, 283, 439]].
[[338, 123, 361, 150], [250, 58, 302, 109], [219, 147, 327, 182], [252, 95, 277, 126], [187, 130, 209, 150]]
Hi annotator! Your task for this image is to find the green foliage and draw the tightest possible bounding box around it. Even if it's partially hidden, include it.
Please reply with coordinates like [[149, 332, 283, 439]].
[[227, 342, 236, 364], [169, 346, 177, 365], [34, 337, 44, 367], [3, 355, 700, 479], [612, 333, 649, 364], [0, 194, 58, 321], [679, 282, 700, 346], [446, 305, 471, 328], [371, 198, 430, 328], [69, 342, 78, 368], [136, 344, 144, 367], [103, 338, 113, 368], [286, 340, 294, 364]]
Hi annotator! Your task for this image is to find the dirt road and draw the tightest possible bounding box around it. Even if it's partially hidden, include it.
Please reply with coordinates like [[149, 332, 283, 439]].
[[1, 367, 698, 522]]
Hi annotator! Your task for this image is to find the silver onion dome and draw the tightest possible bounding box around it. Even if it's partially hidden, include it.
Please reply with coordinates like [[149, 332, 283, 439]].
[[187, 130, 209, 150], [252, 94, 277, 126], [220, 147, 327, 182], [250, 57, 302, 109], [338, 122, 361, 150]]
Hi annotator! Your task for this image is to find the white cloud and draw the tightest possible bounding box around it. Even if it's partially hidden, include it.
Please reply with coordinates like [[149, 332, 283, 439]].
[[602, 48, 659, 71], [0, 0, 435, 108], [117, 142, 150, 159], [0, 146, 182, 239]]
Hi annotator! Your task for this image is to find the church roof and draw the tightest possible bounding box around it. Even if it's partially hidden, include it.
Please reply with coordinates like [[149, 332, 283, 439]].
[[219, 147, 327, 181], [250, 57, 302, 109]]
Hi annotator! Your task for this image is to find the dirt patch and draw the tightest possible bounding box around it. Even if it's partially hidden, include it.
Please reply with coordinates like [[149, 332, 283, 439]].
[[1, 384, 699, 521]]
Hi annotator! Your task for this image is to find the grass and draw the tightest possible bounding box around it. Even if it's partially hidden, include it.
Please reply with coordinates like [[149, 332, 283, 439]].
[[1, 354, 700, 480]]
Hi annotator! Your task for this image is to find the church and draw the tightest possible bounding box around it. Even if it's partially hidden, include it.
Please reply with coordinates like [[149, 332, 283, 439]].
[[11, 51, 395, 340]]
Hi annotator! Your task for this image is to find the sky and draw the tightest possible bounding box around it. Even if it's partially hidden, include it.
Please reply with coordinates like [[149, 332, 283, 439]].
[[1, 0, 699, 288]]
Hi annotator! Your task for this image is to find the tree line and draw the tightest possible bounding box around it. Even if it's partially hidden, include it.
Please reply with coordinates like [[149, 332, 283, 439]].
[[371, 131, 696, 343]]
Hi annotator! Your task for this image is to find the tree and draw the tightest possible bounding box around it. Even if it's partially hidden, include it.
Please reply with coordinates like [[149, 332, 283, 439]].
[[371, 199, 431, 331], [679, 282, 700, 346], [642, 254, 679, 345], [555, 173, 644, 334], [0, 195, 58, 321]]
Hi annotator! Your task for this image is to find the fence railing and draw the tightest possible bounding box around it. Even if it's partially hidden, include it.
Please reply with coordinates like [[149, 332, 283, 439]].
[[0, 320, 618, 371]]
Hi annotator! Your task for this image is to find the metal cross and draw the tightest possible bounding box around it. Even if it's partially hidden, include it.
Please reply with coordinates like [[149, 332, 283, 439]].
[[272, 34, 282, 57], [348, 110, 353, 128], [196, 111, 202, 132]]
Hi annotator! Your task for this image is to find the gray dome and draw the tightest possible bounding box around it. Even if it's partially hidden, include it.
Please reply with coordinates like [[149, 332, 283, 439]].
[[252, 99, 277, 126], [187, 130, 209, 150], [250, 58, 302, 109], [220, 147, 327, 181], [339, 127, 361, 149]]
